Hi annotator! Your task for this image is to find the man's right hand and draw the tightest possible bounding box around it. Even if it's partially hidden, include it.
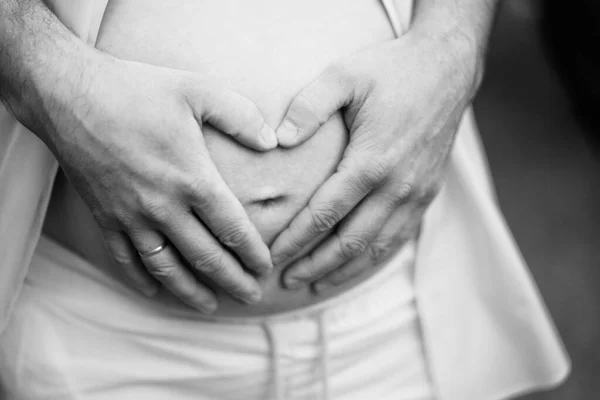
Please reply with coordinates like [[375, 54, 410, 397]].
[[1, 10, 279, 311], [52, 53, 279, 313], [0, 1, 278, 313], [50, 53, 278, 313]]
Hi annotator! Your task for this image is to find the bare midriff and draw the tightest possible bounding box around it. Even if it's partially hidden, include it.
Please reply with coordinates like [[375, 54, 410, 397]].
[[42, 0, 398, 316]]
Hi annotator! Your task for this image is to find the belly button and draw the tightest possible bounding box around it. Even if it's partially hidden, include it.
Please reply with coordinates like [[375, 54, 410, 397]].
[[257, 196, 287, 208], [249, 186, 287, 208]]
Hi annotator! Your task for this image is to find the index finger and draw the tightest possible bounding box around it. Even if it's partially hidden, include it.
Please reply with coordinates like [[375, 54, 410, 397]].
[[282, 188, 398, 288], [186, 165, 274, 275], [270, 153, 393, 266], [186, 80, 278, 151], [159, 213, 263, 304], [276, 65, 353, 147]]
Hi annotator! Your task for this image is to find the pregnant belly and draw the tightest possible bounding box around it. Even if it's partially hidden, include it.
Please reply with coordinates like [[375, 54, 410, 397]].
[[43, 0, 396, 316]]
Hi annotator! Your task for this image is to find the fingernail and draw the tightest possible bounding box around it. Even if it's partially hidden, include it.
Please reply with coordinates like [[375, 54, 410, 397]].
[[197, 301, 218, 315], [284, 277, 305, 290], [271, 253, 289, 268], [259, 123, 278, 149], [245, 288, 263, 304], [313, 281, 332, 294], [261, 261, 274, 275], [141, 285, 158, 297], [276, 119, 298, 146]]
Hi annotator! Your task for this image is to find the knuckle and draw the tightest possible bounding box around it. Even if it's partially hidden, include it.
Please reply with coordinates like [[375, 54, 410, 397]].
[[368, 239, 393, 264], [391, 182, 414, 205], [110, 251, 134, 266], [216, 220, 250, 249], [92, 205, 127, 230], [238, 99, 260, 123], [300, 256, 322, 279], [138, 195, 172, 222], [367, 157, 392, 182], [350, 158, 390, 195], [309, 206, 342, 233], [279, 233, 306, 259], [223, 281, 252, 299], [181, 75, 209, 101], [325, 62, 354, 84], [190, 250, 227, 276], [89, 206, 106, 223], [183, 173, 211, 193], [416, 185, 441, 206], [292, 93, 323, 126], [329, 268, 357, 284], [184, 176, 218, 207], [339, 234, 370, 260], [145, 261, 178, 280], [113, 209, 135, 228]]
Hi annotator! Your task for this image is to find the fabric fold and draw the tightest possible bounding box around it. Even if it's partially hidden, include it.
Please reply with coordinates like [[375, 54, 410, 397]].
[[0, 0, 108, 333]]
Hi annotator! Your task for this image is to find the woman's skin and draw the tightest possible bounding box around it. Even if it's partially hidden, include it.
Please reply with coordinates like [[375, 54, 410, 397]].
[[43, 0, 401, 316], [1, 0, 498, 315]]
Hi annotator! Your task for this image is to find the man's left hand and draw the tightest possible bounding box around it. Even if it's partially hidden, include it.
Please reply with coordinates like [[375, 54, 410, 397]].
[[270, 29, 482, 290]]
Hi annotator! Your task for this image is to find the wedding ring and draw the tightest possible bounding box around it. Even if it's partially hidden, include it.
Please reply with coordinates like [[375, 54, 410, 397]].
[[138, 241, 168, 258]]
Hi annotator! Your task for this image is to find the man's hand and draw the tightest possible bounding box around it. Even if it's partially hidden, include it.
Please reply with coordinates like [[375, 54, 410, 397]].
[[57, 57, 276, 312], [0, 1, 278, 313], [270, 21, 487, 290]]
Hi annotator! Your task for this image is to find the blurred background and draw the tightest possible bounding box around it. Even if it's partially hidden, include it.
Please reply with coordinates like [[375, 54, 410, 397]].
[[473, 0, 600, 399]]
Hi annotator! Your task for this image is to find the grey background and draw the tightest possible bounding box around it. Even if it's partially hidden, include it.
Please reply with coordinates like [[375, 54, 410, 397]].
[[475, 1, 600, 398]]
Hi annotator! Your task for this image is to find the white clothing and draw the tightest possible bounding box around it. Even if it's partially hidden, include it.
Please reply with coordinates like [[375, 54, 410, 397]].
[[0, 236, 433, 400], [0, 1, 570, 399]]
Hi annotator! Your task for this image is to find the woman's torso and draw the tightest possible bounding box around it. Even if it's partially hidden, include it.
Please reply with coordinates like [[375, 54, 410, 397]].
[[42, 0, 400, 316]]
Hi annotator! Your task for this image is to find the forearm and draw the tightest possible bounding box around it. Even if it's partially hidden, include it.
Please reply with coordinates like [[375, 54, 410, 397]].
[[412, 0, 499, 43], [0, 0, 99, 144], [409, 0, 501, 94]]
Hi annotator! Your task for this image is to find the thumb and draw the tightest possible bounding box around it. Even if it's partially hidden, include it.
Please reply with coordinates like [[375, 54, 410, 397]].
[[188, 81, 278, 151], [277, 66, 354, 147]]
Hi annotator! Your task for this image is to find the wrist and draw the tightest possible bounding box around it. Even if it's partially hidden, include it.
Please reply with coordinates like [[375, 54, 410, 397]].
[[31, 40, 106, 141], [0, 3, 105, 145], [412, 24, 484, 98], [406, 0, 499, 100]]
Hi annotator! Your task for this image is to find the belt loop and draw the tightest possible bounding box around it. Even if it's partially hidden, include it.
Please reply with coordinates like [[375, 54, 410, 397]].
[[317, 310, 331, 400], [262, 322, 284, 400]]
